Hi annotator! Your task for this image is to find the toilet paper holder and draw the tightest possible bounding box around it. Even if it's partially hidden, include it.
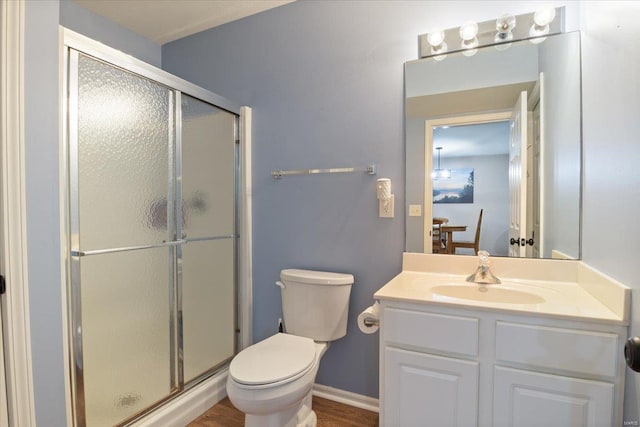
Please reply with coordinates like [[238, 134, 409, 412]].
[[363, 317, 379, 327], [358, 301, 381, 334]]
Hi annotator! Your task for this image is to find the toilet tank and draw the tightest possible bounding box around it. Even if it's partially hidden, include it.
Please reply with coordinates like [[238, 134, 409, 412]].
[[279, 269, 354, 342]]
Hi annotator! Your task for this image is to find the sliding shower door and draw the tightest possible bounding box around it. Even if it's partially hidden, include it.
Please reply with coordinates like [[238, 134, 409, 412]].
[[67, 49, 238, 427], [180, 95, 236, 383]]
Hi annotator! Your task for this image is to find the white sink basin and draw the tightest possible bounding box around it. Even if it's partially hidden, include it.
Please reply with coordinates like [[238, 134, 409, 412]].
[[430, 284, 546, 305], [374, 260, 629, 323]]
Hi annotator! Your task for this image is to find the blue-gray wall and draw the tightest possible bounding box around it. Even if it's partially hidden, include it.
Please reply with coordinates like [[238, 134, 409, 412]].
[[24, 2, 66, 425], [580, 4, 640, 421], [60, 0, 162, 67]]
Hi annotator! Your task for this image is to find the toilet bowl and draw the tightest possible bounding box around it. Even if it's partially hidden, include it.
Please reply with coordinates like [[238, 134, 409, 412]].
[[226, 269, 354, 427], [226, 333, 328, 427]]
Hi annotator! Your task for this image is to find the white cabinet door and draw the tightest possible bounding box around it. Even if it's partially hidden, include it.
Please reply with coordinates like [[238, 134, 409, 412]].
[[383, 347, 478, 427], [494, 366, 614, 427]]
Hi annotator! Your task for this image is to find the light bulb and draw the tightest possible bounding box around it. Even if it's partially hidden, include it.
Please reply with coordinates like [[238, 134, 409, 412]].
[[459, 22, 478, 41], [530, 7, 556, 40], [462, 47, 478, 57], [494, 30, 513, 44], [529, 24, 549, 40], [496, 14, 516, 34], [431, 40, 448, 60], [534, 7, 556, 27], [433, 52, 448, 62], [427, 30, 445, 47], [494, 13, 515, 47], [461, 36, 478, 50]]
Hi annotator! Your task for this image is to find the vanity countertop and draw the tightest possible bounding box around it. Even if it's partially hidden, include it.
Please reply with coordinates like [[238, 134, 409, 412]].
[[374, 253, 630, 326]]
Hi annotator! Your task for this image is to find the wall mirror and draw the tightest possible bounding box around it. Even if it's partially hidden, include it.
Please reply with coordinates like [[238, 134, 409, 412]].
[[405, 31, 581, 259]]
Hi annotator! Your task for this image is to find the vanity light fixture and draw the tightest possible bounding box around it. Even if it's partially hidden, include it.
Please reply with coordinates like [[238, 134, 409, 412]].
[[459, 21, 479, 56], [427, 30, 448, 60], [529, 7, 557, 42], [431, 147, 451, 180], [417, 8, 564, 60]]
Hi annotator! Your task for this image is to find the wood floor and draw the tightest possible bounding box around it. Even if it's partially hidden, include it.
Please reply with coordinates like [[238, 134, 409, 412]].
[[188, 396, 379, 427]]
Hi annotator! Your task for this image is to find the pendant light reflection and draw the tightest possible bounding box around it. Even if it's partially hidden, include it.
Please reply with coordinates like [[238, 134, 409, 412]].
[[432, 147, 451, 180]]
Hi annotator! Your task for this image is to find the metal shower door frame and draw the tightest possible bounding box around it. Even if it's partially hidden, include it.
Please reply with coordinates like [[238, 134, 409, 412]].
[[62, 28, 244, 427]]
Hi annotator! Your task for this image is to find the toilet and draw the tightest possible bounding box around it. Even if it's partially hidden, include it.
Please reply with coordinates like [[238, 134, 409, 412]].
[[226, 269, 354, 427]]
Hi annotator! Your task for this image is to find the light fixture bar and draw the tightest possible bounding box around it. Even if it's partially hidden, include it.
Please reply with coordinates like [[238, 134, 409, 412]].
[[418, 7, 564, 59]]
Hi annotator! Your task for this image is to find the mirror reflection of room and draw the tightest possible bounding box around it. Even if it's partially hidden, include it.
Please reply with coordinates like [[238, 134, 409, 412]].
[[405, 31, 581, 260], [431, 122, 510, 257]]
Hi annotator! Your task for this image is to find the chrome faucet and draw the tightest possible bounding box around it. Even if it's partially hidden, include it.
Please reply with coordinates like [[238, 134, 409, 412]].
[[466, 250, 501, 285]]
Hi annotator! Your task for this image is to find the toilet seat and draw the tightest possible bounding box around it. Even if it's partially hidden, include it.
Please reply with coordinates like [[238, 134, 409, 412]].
[[229, 333, 317, 389]]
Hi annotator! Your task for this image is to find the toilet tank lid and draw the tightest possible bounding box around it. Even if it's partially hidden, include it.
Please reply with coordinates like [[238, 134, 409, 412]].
[[281, 269, 354, 285]]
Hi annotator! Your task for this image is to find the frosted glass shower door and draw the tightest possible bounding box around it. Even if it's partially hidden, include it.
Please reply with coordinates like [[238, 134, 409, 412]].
[[180, 94, 237, 383], [67, 45, 240, 427], [71, 51, 176, 427]]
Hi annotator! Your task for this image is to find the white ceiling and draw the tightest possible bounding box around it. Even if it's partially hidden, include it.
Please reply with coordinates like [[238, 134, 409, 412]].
[[73, 0, 295, 44], [433, 121, 511, 159]]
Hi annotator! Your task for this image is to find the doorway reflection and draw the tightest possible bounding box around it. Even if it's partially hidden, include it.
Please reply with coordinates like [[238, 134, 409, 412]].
[[431, 122, 510, 256]]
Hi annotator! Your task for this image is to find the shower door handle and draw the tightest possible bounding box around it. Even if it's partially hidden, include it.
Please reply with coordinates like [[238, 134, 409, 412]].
[[71, 239, 187, 257]]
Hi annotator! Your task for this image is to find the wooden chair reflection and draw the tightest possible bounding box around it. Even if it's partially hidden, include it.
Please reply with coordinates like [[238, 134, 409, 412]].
[[432, 223, 445, 253], [450, 209, 483, 255], [432, 217, 447, 253]]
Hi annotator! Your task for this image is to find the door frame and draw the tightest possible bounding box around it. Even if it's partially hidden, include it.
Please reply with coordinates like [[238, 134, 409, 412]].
[[528, 73, 544, 258], [0, 0, 37, 426], [424, 111, 511, 253]]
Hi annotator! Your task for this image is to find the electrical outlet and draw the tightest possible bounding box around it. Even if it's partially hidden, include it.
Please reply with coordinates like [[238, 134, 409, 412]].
[[379, 195, 395, 218], [409, 204, 422, 217]]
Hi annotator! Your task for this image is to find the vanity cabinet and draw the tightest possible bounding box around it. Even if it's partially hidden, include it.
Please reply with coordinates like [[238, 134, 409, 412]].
[[379, 301, 627, 427], [384, 347, 478, 426], [493, 366, 614, 426]]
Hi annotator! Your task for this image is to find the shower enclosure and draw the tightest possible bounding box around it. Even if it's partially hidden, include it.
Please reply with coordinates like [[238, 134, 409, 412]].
[[62, 30, 248, 427]]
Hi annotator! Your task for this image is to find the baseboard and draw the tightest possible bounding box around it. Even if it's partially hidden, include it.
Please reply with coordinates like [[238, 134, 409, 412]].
[[312, 383, 379, 413], [133, 369, 228, 427]]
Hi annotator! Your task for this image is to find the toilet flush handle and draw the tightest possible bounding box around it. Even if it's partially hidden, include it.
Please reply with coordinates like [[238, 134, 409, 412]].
[[275, 281, 285, 289]]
